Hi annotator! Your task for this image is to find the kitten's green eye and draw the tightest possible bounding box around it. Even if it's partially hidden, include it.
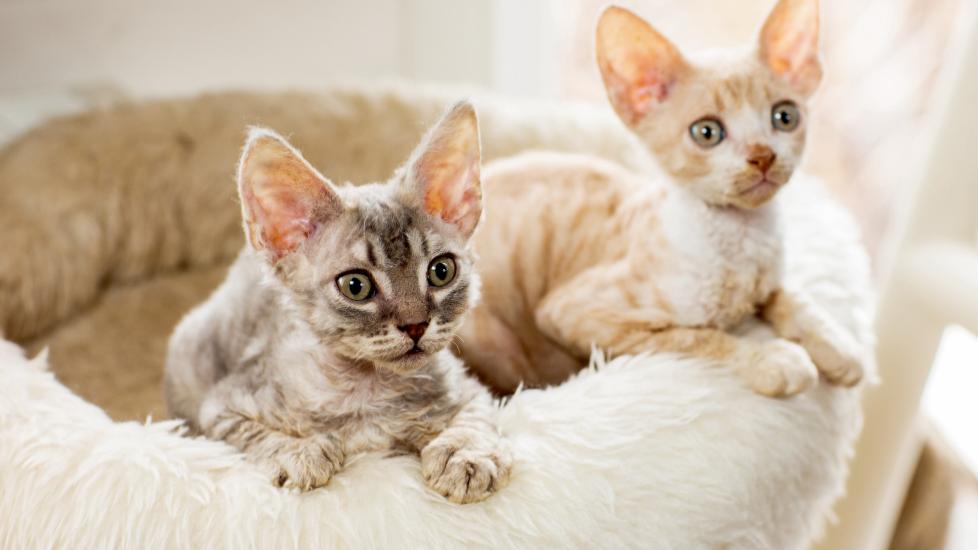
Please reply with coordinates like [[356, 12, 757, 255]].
[[689, 118, 726, 148], [336, 272, 375, 301], [771, 101, 801, 132], [427, 255, 457, 288]]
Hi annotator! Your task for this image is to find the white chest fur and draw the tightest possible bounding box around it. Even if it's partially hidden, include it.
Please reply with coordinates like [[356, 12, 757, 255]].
[[656, 188, 784, 328]]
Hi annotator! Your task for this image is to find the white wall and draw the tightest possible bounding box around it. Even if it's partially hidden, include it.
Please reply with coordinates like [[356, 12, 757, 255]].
[[0, 0, 554, 98]]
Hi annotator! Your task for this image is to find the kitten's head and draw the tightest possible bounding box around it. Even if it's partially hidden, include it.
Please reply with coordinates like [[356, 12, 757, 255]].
[[597, 0, 821, 209], [237, 102, 482, 374]]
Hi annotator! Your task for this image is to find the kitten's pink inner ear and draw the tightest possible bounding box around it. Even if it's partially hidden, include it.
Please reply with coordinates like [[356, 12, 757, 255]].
[[760, 0, 822, 95], [596, 6, 686, 125], [415, 105, 483, 238], [239, 133, 339, 260]]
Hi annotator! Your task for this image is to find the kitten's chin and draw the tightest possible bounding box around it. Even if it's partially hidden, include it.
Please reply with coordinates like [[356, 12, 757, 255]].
[[723, 173, 788, 209], [374, 347, 439, 374], [730, 179, 781, 208]]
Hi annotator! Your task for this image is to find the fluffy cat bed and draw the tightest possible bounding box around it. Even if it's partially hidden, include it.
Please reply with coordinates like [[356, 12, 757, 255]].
[[0, 86, 873, 549]]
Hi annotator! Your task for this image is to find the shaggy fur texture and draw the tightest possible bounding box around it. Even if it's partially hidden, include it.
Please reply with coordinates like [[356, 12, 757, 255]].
[[0, 172, 873, 548]]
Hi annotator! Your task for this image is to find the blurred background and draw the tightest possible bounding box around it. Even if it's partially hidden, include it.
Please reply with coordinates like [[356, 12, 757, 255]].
[[0, 0, 966, 259], [2, 0, 976, 548]]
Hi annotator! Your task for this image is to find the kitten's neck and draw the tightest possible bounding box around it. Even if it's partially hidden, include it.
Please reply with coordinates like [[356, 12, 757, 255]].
[[661, 183, 785, 267], [671, 183, 782, 229], [302, 331, 442, 383]]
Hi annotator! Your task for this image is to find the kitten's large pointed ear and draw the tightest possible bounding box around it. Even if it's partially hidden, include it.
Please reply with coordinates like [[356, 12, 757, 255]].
[[406, 101, 482, 239], [759, 0, 822, 96], [596, 6, 688, 126], [237, 128, 342, 261]]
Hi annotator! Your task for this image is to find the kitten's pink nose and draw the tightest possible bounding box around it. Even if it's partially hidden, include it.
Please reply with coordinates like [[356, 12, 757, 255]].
[[747, 145, 776, 174], [398, 321, 429, 343]]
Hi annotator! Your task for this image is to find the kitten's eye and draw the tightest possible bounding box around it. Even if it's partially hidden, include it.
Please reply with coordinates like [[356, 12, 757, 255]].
[[689, 118, 726, 148], [336, 271, 375, 301], [427, 255, 457, 288], [771, 101, 801, 132]]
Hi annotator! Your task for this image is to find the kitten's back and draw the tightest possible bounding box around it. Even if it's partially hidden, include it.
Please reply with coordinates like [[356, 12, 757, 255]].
[[464, 152, 651, 390], [164, 250, 282, 424]]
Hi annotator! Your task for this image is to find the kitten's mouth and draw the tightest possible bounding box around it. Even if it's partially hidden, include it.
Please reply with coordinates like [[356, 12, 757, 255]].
[[739, 178, 778, 196], [396, 344, 431, 361], [734, 177, 783, 206]]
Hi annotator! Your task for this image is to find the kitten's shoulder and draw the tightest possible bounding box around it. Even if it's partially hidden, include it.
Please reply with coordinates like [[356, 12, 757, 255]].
[[221, 247, 271, 294], [173, 248, 283, 352]]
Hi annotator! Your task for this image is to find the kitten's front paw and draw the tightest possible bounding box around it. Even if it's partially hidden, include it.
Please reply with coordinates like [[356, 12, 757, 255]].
[[262, 434, 344, 491], [421, 433, 512, 504], [742, 339, 818, 397], [805, 328, 864, 387]]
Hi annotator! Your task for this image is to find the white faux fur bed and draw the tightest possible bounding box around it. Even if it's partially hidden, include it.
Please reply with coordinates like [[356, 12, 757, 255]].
[[0, 179, 872, 549]]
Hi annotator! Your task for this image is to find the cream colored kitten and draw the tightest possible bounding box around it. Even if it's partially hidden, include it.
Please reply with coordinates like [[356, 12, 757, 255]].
[[460, 0, 864, 397], [164, 103, 512, 502]]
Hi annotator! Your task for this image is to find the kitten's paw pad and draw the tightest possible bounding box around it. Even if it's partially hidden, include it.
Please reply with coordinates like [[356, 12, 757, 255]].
[[266, 436, 344, 491], [806, 331, 864, 387], [745, 340, 818, 397], [421, 436, 512, 504]]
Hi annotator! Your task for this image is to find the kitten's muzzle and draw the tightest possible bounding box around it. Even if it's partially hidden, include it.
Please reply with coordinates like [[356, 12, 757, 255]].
[[746, 144, 776, 174], [398, 321, 429, 343]]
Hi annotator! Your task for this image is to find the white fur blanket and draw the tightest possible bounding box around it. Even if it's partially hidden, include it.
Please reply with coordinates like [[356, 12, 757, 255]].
[[0, 179, 873, 549]]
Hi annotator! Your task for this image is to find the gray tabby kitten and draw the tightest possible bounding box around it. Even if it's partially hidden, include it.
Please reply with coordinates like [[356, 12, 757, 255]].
[[164, 102, 512, 503]]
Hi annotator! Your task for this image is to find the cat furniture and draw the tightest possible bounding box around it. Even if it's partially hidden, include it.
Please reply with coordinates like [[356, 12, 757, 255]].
[[0, 86, 874, 549]]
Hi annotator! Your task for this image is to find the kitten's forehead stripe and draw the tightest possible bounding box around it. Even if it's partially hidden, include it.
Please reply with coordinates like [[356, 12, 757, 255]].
[[356, 202, 425, 268], [366, 240, 377, 267], [707, 73, 778, 115], [366, 234, 389, 268]]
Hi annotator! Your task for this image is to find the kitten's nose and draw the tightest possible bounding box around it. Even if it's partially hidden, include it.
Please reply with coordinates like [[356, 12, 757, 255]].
[[746, 145, 776, 174], [398, 321, 429, 343]]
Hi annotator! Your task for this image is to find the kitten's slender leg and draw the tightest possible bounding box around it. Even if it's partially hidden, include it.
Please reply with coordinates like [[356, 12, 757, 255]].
[[761, 288, 864, 386], [198, 379, 345, 491], [618, 326, 818, 397], [456, 305, 535, 393], [420, 375, 512, 504], [535, 270, 816, 396]]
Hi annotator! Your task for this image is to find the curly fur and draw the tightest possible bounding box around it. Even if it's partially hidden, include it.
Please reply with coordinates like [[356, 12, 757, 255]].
[[0, 85, 872, 548], [165, 105, 510, 500], [0, 171, 873, 549]]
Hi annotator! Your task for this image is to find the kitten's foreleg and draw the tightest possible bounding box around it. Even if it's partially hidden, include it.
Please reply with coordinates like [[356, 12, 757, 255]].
[[762, 288, 864, 387], [199, 387, 345, 491], [534, 269, 817, 396], [456, 305, 535, 393], [619, 326, 818, 397], [420, 377, 512, 504]]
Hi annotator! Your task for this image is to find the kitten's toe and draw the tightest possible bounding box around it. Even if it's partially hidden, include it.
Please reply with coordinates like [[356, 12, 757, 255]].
[[422, 436, 512, 504], [817, 351, 863, 387], [743, 340, 818, 397], [806, 330, 864, 387], [267, 435, 344, 491]]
